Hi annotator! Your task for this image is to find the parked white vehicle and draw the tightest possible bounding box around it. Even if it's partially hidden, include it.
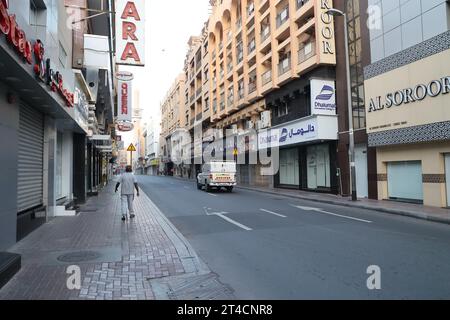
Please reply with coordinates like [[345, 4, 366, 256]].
[[197, 161, 237, 192]]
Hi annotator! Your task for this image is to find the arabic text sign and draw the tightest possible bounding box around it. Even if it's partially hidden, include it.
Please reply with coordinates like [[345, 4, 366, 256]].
[[258, 118, 318, 150], [116, 0, 145, 66], [311, 79, 336, 116]]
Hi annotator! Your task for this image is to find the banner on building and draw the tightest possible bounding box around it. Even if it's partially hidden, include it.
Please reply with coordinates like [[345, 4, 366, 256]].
[[117, 72, 133, 122], [310, 79, 336, 116], [116, 0, 145, 66]]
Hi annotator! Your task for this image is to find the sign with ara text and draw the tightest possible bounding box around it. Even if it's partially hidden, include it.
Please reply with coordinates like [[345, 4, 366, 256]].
[[116, 0, 145, 66]]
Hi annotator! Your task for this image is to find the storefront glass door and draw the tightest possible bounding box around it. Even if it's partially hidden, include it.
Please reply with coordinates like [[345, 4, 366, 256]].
[[279, 148, 299, 186], [307, 145, 330, 189]]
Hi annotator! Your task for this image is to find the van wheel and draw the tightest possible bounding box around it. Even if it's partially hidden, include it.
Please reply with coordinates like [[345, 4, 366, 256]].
[[197, 182, 202, 190], [226, 187, 233, 193], [205, 181, 212, 192]]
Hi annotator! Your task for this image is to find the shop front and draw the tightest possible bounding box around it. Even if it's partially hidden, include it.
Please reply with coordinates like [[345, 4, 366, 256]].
[[258, 115, 339, 193], [365, 47, 450, 207]]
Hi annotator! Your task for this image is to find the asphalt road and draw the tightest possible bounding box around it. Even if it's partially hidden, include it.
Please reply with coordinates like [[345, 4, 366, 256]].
[[138, 175, 450, 299]]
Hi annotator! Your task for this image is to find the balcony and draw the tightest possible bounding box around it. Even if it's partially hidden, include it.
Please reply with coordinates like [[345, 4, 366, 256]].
[[196, 113, 203, 121], [296, 0, 310, 10], [236, 18, 242, 31], [190, 94, 195, 103], [276, 7, 289, 28], [247, 3, 255, 17], [196, 88, 202, 98], [261, 26, 270, 43], [227, 95, 234, 107], [248, 40, 256, 55], [298, 41, 316, 64], [262, 69, 272, 86], [220, 101, 225, 111], [278, 57, 291, 76], [248, 81, 257, 94]]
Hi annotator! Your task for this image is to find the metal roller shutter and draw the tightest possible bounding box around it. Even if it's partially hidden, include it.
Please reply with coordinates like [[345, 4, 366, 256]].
[[17, 102, 44, 213]]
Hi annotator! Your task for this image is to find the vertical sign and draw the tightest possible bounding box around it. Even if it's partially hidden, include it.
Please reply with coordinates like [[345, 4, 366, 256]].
[[117, 71, 133, 122], [310, 79, 336, 115], [316, 0, 336, 64], [116, 0, 145, 66]]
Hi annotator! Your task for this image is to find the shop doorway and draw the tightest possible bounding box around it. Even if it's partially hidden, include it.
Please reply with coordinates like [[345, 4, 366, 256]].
[[307, 144, 330, 190], [445, 154, 450, 207], [279, 148, 299, 187], [355, 144, 368, 198], [388, 161, 423, 203]]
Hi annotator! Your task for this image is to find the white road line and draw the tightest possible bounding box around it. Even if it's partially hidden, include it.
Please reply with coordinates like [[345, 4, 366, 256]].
[[259, 209, 287, 218], [291, 205, 372, 224], [207, 193, 218, 197], [215, 213, 253, 231]]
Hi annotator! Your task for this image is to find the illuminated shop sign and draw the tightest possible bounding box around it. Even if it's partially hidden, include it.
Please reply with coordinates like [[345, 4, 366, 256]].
[[116, 0, 145, 66], [0, 0, 33, 64], [368, 76, 450, 112], [33, 40, 74, 107]]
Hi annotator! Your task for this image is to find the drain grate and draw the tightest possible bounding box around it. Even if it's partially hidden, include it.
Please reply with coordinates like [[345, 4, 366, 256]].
[[57, 251, 101, 263]]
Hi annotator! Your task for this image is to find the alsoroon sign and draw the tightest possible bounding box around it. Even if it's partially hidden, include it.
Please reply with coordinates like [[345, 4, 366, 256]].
[[368, 76, 450, 112]]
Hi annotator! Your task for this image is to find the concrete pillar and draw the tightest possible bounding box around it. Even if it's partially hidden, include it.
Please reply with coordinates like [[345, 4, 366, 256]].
[[73, 133, 87, 204], [43, 116, 57, 219], [0, 85, 19, 250]]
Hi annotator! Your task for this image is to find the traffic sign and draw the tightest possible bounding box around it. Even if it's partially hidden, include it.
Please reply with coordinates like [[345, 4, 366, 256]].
[[127, 143, 137, 152]]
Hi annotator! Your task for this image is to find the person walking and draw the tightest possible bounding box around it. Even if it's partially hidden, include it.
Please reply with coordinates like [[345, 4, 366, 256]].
[[115, 165, 140, 221]]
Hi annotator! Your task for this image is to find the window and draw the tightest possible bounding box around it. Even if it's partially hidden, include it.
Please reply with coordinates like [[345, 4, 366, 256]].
[[277, 101, 289, 117]]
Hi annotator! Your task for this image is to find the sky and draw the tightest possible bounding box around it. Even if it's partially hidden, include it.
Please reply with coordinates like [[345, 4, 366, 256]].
[[120, 0, 211, 145]]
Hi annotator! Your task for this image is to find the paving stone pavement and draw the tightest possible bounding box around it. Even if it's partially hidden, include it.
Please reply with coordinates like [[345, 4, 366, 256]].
[[0, 181, 230, 300]]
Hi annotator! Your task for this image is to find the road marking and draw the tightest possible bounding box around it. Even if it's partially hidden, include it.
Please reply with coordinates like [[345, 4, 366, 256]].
[[207, 193, 218, 197], [215, 213, 253, 231], [259, 209, 287, 218], [291, 205, 372, 224], [203, 207, 252, 231]]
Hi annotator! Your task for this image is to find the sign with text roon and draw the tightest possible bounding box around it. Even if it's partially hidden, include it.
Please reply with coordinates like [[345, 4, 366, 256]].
[[116, 0, 145, 66]]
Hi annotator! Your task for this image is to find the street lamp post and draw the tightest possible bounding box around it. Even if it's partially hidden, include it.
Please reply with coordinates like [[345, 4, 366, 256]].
[[326, 8, 358, 201]]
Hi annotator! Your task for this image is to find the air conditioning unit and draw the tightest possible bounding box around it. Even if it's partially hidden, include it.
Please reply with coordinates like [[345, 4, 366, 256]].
[[260, 111, 271, 129], [255, 120, 263, 131], [246, 120, 254, 129], [231, 124, 238, 135]]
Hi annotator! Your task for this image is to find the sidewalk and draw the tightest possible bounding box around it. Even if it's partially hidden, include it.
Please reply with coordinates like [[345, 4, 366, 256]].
[[0, 182, 233, 300], [236, 184, 450, 225]]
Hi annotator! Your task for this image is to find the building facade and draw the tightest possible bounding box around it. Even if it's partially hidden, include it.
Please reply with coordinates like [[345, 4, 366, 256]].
[[0, 0, 116, 251], [363, 0, 450, 207], [160, 74, 186, 176]]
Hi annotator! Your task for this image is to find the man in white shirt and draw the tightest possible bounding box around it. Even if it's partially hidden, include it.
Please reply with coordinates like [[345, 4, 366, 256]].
[[115, 166, 140, 221]]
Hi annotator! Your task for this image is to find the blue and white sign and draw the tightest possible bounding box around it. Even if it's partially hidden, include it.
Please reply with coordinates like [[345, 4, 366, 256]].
[[259, 118, 318, 149], [311, 79, 336, 115]]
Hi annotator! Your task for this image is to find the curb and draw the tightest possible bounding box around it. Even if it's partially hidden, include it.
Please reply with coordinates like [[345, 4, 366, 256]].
[[236, 186, 450, 226], [138, 191, 210, 275]]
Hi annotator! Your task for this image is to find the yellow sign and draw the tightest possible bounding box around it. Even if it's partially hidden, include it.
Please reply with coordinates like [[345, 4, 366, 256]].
[[233, 148, 238, 156], [127, 143, 137, 152]]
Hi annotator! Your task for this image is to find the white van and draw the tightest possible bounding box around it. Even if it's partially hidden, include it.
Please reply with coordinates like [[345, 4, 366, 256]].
[[197, 161, 237, 192]]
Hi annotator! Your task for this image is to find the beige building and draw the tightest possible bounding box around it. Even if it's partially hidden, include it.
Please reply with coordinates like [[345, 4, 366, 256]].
[[206, 0, 335, 128], [159, 74, 186, 175], [365, 33, 450, 208], [160, 0, 338, 185]]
